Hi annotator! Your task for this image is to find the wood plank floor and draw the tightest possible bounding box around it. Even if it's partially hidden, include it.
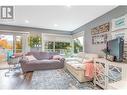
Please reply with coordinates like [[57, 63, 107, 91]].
[[0, 62, 9, 70], [0, 69, 33, 89]]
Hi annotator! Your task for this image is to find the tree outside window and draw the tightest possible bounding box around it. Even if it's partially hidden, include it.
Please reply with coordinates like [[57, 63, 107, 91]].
[[74, 36, 83, 53]]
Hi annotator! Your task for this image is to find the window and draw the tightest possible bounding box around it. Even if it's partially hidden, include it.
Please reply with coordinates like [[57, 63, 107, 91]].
[[45, 41, 54, 52], [74, 36, 84, 53], [55, 42, 71, 54], [0, 35, 13, 62], [16, 36, 22, 53], [44, 41, 72, 56]]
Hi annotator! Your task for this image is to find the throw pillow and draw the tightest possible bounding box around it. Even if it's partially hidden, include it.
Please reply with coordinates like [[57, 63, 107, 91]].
[[25, 55, 37, 61], [53, 55, 62, 60], [82, 59, 93, 64]]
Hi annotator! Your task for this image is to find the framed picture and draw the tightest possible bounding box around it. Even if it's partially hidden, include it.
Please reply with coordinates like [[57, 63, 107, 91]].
[[91, 27, 99, 35], [112, 14, 127, 31], [92, 34, 107, 44], [91, 22, 110, 35], [99, 23, 110, 33]]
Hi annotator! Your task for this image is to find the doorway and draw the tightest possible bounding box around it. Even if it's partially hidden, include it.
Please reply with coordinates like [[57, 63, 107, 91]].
[[0, 33, 23, 69]]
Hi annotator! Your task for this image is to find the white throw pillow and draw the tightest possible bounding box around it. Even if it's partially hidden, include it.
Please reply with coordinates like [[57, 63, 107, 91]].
[[82, 59, 93, 64], [66, 58, 83, 63], [26, 55, 37, 61]]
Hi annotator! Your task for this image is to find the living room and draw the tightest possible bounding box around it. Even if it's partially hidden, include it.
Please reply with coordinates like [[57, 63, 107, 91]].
[[0, 5, 127, 91]]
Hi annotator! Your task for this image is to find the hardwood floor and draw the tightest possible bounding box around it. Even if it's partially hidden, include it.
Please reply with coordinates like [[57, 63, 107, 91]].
[[0, 62, 9, 70], [0, 69, 33, 89]]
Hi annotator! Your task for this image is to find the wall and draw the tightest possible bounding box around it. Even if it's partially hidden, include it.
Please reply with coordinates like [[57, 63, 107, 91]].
[[43, 33, 73, 42], [1, 6, 127, 54], [72, 6, 127, 54]]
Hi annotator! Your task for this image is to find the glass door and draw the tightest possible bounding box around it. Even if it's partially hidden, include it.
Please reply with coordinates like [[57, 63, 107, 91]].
[[15, 35, 22, 53], [0, 34, 23, 62], [0, 34, 13, 62]]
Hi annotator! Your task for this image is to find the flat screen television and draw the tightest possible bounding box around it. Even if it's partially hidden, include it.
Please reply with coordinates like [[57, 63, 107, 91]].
[[107, 37, 124, 62]]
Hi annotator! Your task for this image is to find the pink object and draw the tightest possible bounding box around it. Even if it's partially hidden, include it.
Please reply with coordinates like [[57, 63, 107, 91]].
[[85, 62, 94, 79], [13, 53, 23, 58], [53, 55, 62, 60]]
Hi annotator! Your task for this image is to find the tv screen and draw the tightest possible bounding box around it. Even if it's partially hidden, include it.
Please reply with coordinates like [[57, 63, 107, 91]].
[[107, 37, 124, 62]]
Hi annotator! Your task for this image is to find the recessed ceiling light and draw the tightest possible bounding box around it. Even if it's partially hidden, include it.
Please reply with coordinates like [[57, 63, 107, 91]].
[[25, 20, 29, 23], [66, 4, 71, 7], [54, 24, 59, 27]]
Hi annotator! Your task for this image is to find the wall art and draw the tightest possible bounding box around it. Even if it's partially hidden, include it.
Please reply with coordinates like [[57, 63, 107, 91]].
[[91, 22, 110, 35]]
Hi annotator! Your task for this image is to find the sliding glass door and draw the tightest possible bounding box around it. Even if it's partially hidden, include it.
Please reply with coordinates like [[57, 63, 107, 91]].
[[15, 35, 22, 53], [0, 34, 24, 62], [0, 34, 13, 62]]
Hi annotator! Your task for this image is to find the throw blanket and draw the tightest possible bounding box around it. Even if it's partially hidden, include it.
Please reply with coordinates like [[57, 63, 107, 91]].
[[85, 62, 94, 79]]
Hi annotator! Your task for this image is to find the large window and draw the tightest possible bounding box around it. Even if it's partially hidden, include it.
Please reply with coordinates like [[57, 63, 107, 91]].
[[74, 36, 84, 53], [55, 42, 71, 54], [0, 34, 24, 62], [16, 36, 22, 53], [0, 35, 13, 62], [45, 41, 72, 56], [45, 41, 54, 52], [0, 35, 13, 50]]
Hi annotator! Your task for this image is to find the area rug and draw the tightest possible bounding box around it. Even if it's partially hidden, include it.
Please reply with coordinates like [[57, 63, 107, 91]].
[[29, 69, 95, 89]]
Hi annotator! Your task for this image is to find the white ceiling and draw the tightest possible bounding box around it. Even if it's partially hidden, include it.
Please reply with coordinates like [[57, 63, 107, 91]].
[[0, 6, 117, 31]]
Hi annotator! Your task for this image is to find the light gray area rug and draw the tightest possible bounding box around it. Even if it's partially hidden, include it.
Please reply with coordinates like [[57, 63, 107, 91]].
[[29, 69, 95, 89]]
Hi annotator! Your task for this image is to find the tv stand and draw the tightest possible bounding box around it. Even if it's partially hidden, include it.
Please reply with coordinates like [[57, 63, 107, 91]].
[[94, 58, 127, 89]]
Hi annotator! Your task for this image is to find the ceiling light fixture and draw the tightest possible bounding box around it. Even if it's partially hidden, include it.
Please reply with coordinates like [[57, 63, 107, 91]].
[[54, 24, 58, 27], [66, 4, 71, 7]]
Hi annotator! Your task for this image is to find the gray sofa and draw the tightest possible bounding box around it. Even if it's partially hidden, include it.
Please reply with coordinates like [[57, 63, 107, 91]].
[[20, 52, 65, 73]]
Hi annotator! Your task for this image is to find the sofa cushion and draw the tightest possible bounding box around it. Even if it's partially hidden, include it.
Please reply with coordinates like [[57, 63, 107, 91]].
[[53, 55, 62, 60], [28, 59, 61, 64], [27, 52, 41, 60], [67, 62, 85, 70], [66, 58, 83, 63], [82, 59, 93, 64], [66, 60, 81, 64], [77, 52, 86, 58], [38, 52, 50, 60], [84, 53, 98, 60], [26, 55, 37, 61]]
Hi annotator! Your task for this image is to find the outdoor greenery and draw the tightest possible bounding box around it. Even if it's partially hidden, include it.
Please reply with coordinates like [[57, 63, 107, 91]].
[[28, 35, 42, 48], [16, 40, 22, 53], [55, 42, 71, 49], [45, 41, 71, 49], [45, 41, 73, 56], [74, 39, 83, 53], [45, 41, 54, 49]]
